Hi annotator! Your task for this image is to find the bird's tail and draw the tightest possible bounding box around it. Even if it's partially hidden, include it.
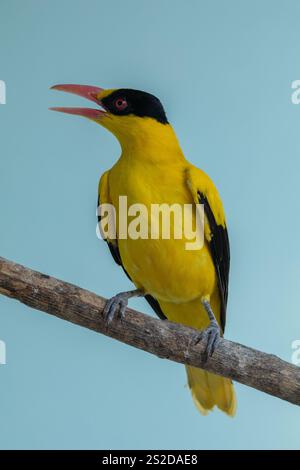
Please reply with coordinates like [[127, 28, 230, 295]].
[[186, 365, 237, 416]]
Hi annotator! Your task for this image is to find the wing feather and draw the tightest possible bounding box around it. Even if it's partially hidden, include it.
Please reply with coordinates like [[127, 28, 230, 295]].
[[186, 166, 230, 332], [198, 192, 230, 331]]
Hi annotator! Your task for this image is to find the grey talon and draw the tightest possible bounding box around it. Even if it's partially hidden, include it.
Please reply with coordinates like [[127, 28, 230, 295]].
[[200, 298, 222, 362], [103, 289, 143, 325]]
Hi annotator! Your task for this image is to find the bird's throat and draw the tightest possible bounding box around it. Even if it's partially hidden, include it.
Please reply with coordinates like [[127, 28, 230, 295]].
[[102, 116, 185, 163]]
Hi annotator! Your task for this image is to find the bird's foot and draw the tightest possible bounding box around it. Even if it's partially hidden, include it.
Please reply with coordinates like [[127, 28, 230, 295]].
[[200, 321, 221, 362], [103, 289, 143, 325], [194, 297, 222, 362], [193, 322, 221, 362]]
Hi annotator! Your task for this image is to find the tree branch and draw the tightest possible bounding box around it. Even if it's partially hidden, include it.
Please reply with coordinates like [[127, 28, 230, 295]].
[[0, 256, 299, 406]]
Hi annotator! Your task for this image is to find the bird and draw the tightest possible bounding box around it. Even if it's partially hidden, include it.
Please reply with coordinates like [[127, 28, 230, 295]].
[[50, 84, 236, 416]]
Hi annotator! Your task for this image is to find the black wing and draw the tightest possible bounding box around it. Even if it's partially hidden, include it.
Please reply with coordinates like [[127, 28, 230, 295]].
[[198, 192, 230, 332], [97, 197, 166, 320]]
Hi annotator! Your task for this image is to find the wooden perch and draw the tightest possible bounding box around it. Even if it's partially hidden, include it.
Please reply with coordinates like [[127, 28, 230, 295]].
[[0, 256, 299, 406]]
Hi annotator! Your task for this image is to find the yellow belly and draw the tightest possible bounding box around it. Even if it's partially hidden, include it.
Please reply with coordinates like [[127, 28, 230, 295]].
[[119, 237, 215, 303], [108, 158, 217, 304]]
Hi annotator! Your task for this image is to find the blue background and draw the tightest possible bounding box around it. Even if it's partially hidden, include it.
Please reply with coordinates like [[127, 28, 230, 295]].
[[1, 0, 300, 450]]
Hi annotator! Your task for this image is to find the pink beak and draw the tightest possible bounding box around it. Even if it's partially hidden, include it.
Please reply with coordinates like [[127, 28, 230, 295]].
[[50, 84, 106, 120]]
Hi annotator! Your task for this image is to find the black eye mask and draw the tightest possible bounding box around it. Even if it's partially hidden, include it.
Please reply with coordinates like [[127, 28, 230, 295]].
[[101, 89, 169, 124]]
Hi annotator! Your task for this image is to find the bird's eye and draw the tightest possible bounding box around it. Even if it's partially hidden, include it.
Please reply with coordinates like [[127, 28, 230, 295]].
[[114, 98, 128, 111]]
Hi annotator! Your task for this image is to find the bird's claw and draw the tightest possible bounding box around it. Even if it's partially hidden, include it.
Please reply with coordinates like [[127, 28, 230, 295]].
[[194, 321, 221, 362], [203, 322, 221, 360], [103, 294, 129, 325]]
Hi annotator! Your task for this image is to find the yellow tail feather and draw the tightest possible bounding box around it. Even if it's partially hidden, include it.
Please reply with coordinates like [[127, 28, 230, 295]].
[[186, 366, 237, 417]]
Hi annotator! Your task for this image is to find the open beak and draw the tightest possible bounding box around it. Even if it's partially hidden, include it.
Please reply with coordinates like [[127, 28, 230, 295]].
[[50, 84, 106, 120]]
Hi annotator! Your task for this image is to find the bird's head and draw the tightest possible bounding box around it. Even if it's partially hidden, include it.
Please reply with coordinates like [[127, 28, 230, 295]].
[[50, 85, 178, 153]]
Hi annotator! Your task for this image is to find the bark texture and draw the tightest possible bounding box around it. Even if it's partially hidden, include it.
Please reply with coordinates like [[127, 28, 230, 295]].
[[0, 256, 299, 406]]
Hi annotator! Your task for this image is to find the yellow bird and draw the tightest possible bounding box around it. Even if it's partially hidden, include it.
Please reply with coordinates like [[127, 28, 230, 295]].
[[51, 84, 236, 416]]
